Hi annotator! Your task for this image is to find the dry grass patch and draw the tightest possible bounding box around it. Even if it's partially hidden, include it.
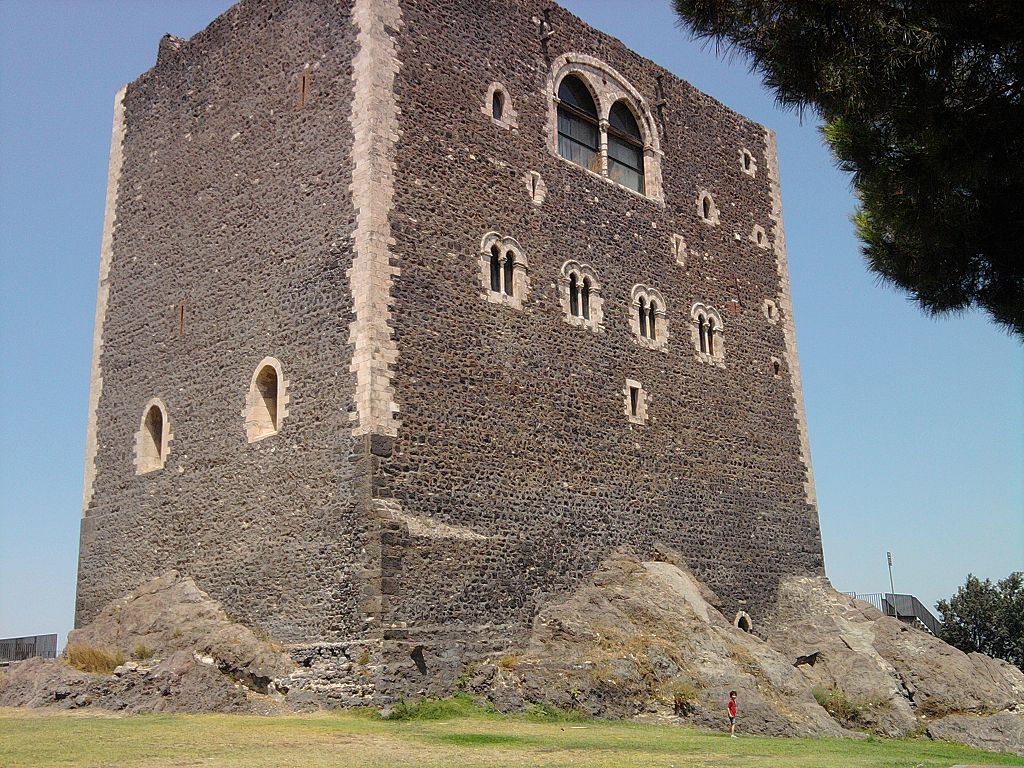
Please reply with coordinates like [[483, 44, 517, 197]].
[[65, 644, 124, 674]]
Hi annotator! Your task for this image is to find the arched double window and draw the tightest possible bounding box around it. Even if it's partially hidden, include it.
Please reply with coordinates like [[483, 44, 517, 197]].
[[560, 261, 602, 330], [479, 232, 530, 309], [631, 285, 668, 349], [135, 398, 171, 474], [691, 303, 725, 364], [548, 54, 663, 201]]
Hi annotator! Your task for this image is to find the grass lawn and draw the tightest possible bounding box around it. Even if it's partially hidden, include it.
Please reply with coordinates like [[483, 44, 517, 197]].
[[1, 700, 1021, 768]]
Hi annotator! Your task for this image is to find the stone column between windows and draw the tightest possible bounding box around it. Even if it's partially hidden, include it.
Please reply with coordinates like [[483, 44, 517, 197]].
[[598, 118, 610, 176], [81, 85, 127, 515], [347, 0, 402, 439], [765, 128, 818, 508]]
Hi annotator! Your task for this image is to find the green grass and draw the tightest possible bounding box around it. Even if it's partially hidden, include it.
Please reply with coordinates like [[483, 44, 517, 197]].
[[1, 705, 1021, 767]]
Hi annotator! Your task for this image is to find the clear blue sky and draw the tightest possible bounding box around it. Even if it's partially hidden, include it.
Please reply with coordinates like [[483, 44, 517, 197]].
[[1, 0, 1021, 647]]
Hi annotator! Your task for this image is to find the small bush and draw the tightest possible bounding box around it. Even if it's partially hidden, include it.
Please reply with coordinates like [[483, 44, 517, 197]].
[[812, 685, 890, 728], [496, 654, 521, 671], [66, 644, 124, 674], [357, 648, 370, 666], [133, 643, 154, 661], [666, 681, 700, 716]]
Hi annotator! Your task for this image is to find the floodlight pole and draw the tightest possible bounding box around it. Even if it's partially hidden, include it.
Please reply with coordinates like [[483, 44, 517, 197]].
[[887, 551, 897, 618]]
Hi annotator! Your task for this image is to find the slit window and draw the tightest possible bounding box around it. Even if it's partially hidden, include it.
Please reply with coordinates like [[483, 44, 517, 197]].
[[629, 386, 640, 417], [638, 298, 648, 338], [581, 277, 591, 320], [569, 272, 580, 317], [492, 91, 504, 121]]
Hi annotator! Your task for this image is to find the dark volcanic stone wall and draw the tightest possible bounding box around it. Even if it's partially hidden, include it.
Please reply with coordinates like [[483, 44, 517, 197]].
[[379, 0, 824, 641], [77, 0, 364, 643]]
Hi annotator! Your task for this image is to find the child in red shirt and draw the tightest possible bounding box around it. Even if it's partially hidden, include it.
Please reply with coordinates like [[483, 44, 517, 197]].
[[727, 690, 737, 737]]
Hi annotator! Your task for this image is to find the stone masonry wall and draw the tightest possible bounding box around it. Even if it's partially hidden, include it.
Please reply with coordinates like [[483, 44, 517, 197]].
[[76, 0, 367, 643], [374, 0, 824, 668]]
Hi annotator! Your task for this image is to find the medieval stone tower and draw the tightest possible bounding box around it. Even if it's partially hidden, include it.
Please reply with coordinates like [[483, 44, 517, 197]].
[[77, 0, 823, 692]]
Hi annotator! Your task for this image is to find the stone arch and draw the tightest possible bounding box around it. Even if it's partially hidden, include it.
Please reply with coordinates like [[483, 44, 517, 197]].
[[739, 147, 757, 177], [750, 224, 768, 249], [135, 398, 172, 474], [243, 357, 290, 443], [630, 284, 669, 350], [691, 302, 726, 365], [734, 611, 753, 632], [698, 191, 720, 225], [479, 231, 530, 309], [482, 81, 517, 129], [546, 52, 664, 202], [559, 260, 603, 330]]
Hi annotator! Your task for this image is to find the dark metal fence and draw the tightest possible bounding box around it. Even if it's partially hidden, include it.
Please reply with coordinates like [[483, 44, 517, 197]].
[[845, 593, 942, 636], [0, 634, 58, 663]]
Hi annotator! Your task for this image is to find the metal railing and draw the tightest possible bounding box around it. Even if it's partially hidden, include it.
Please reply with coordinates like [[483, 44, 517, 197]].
[[0, 634, 58, 664], [846, 592, 942, 636]]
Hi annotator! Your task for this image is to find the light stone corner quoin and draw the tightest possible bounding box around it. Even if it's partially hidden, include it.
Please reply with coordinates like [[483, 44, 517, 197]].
[[347, 0, 403, 439]]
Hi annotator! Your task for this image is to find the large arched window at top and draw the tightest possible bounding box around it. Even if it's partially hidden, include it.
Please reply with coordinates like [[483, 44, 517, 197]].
[[557, 75, 600, 173], [607, 101, 645, 194], [547, 54, 664, 202]]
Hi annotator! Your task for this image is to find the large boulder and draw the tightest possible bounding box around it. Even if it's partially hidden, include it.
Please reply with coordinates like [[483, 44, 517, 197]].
[[765, 575, 1024, 738], [473, 550, 847, 737], [926, 711, 1024, 757], [0, 571, 296, 713]]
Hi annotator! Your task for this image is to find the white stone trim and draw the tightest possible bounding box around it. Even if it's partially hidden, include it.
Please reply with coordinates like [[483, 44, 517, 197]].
[[749, 224, 768, 249], [347, 0, 403, 438], [82, 86, 127, 513], [690, 302, 726, 367], [545, 52, 664, 204], [629, 284, 668, 351], [559, 260, 603, 331], [697, 191, 720, 225], [242, 357, 291, 443], [765, 128, 817, 506], [134, 398, 172, 475], [770, 356, 783, 378], [671, 233, 687, 267], [734, 611, 753, 631], [740, 148, 757, 177], [479, 231, 530, 310], [624, 378, 649, 425], [526, 170, 546, 206], [483, 82, 517, 130], [763, 298, 779, 324]]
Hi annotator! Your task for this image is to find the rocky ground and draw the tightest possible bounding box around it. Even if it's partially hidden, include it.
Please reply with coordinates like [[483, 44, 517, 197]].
[[2, 556, 1021, 755]]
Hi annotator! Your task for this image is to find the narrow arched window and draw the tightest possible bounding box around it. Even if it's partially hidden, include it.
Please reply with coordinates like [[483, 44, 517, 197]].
[[703, 197, 712, 220], [707, 317, 716, 356], [581, 277, 591, 320], [638, 297, 648, 338], [608, 101, 645, 193], [569, 272, 579, 317], [648, 300, 657, 340], [136, 399, 171, 474], [557, 75, 599, 173], [698, 315, 708, 353], [255, 365, 279, 433], [502, 250, 514, 296], [142, 406, 163, 467], [489, 245, 502, 292], [492, 91, 504, 121]]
